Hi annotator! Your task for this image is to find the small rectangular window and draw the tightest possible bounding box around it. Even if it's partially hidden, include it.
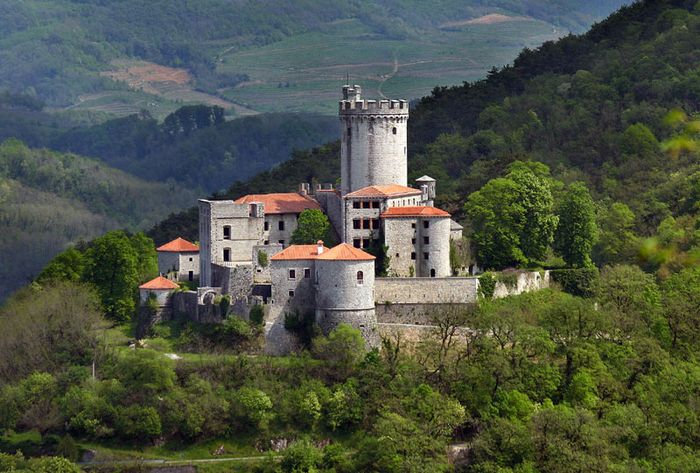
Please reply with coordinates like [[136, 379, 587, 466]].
[[188, 271, 193, 281], [223, 226, 231, 240], [372, 219, 380, 229], [423, 220, 430, 229], [304, 268, 311, 279], [264, 221, 269, 231], [289, 290, 295, 297], [411, 223, 416, 229], [412, 238, 416, 245], [362, 219, 371, 229], [353, 219, 361, 229], [362, 239, 370, 249], [424, 236, 430, 245], [264, 240, 269, 245], [279, 240, 285, 245], [424, 252, 430, 260], [289, 269, 296, 279], [279, 220, 285, 231], [353, 201, 361, 209], [189, 257, 193, 261], [371, 201, 380, 209], [362, 201, 371, 209], [353, 239, 361, 248], [411, 252, 416, 260], [223, 248, 231, 262]]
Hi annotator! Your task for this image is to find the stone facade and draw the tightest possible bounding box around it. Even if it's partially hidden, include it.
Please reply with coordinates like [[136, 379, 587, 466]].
[[263, 213, 299, 246], [339, 85, 409, 195], [383, 214, 451, 277], [158, 251, 199, 282]]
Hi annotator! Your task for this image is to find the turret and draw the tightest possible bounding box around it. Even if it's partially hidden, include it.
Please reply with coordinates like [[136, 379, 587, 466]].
[[339, 84, 409, 195]]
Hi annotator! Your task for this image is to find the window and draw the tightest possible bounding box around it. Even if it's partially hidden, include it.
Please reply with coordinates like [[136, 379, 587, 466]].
[[362, 219, 371, 229], [264, 221, 269, 231], [392, 127, 397, 135], [289, 269, 296, 279], [289, 290, 295, 297], [423, 220, 430, 229], [347, 126, 351, 135], [279, 240, 285, 245], [357, 271, 364, 284], [412, 238, 416, 244], [424, 236, 430, 245], [264, 240, 269, 245], [411, 252, 416, 260], [372, 219, 380, 229], [353, 239, 361, 248], [223, 248, 231, 262], [353, 219, 361, 229], [362, 201, 371, 209], [430, 269, 436, 278], [411, 223, 416, 229], [189, 257, 193, 261], [278, 220, 285, 231], [304, 268, 311, 279], [424, 252, 430, 260], [362, 239, 370, 249], [188, 271, 194, 281], [353, 201, 361, 209], [223, 225, 231, 240], [371, 201, 380, 209]]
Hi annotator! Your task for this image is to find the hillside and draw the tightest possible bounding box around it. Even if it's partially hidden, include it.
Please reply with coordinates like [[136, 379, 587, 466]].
[[0, 139, 198, 301], [151, 0, 700, 262], [0, 0, 627, 117]]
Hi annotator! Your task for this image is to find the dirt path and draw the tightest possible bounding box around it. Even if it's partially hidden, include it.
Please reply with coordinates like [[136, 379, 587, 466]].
[[80, 455, 279, 468], [377, 55, 399, 99]]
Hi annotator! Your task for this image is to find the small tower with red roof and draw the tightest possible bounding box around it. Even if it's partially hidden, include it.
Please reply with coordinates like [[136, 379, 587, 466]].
[[156, 237, 200, 283]]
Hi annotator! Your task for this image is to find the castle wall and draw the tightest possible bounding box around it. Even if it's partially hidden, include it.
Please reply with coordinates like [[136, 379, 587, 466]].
[[211, 263, 254, 316], [160, 251, 198, 282], [315, 190, 343, 238], [375, 277, 480, 304], [157, 252, 179, 277], [252, 244, 283, 283]]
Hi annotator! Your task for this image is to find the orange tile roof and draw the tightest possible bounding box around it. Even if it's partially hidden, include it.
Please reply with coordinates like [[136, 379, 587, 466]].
[[270, 244, 330, 261], [234, 193, 321, 214], [157, 237, 199, 253], [316, 243, 375, 261], [381, 206, 451, 218], [139, 276, 180, 290], [345, 184, 422, 198]]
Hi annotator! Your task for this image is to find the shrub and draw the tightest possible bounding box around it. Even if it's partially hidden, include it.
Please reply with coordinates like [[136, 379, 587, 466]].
[[478, 273, 497, 299], [257, 250, 269, 268], [550, 267, 599, 297], [249, 304, 265, 326]]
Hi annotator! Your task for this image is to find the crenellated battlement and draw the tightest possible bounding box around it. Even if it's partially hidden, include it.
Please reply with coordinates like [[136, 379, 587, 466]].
[[339, 98, 409, 116]]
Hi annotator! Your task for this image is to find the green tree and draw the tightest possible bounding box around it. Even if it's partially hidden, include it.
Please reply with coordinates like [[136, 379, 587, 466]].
[[312, 324, 365, 379], [554, 182, 598, 268], [661, 266, 700, 351], [465, 161, 558, 268], [36, 248, 84, 284], [231, 387, 273, 431], [291, 209, 333, 245], [83, 231, 140, 322], [593, 202, 639, 265]]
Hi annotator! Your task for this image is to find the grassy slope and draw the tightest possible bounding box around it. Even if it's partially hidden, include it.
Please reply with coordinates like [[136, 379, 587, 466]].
[[0, 0, 627, 117], [0, 140, 198, 300]]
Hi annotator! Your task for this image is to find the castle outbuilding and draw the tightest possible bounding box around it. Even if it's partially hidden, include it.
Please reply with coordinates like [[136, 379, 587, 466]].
[[157, 237, 200, 282]]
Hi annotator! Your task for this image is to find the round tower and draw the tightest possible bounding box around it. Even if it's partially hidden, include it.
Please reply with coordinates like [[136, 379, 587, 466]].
[[339, 84, 409, 195], [314, 243, 378, 346]]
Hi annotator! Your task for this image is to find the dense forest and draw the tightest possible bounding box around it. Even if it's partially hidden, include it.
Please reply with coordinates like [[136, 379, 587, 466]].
[[2, 0, 700, 472], [0, 139, 197, 301]]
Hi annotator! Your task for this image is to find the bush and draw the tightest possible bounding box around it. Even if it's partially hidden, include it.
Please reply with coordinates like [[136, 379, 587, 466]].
[[55, 435, 79, 462], [257, 250, 269, 268], [249, 304, 265, 326], [550, 267, 599, 297], [116, 405, 162, 440], [478, 273, 497, 299]]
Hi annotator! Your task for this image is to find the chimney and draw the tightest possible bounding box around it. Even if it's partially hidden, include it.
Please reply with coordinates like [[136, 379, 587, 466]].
[[317, 240, 324, 255]]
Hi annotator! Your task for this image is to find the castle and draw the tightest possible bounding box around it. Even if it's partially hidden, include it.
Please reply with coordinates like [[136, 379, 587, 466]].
[[140, 84, 547, 352]]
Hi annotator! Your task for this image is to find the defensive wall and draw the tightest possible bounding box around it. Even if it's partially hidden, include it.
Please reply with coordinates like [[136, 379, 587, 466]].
[[375, 271, 550, 325]]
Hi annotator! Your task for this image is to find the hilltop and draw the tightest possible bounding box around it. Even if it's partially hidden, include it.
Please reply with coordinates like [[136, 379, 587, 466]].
[[0, 0, 627, 118]]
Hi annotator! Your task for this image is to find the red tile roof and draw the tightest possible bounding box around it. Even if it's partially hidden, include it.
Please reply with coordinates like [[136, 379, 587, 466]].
[[345, 184, 422, 198], [139, 276, 180, 290], [234, 193, 321, 214], [316, 243, 375, 261], [157, 237, 199, 253], [381, 206, 451, 218], [270, 244, 330, 261]]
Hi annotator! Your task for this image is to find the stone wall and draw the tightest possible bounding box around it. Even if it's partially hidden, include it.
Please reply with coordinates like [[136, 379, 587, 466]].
[[315, 190, 343, 238], [375, 277, 480, 305], [252, 244, 283, 283], [493, 270, 550, 298], [264, 213, 299, 246]]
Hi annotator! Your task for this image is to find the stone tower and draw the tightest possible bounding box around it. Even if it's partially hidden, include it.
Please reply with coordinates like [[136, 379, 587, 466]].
[[339, 84, 409, 195]]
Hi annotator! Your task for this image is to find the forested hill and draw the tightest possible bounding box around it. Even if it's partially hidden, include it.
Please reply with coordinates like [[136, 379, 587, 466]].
[[0, 139, 197, 301], [151, 0, 700, 256]]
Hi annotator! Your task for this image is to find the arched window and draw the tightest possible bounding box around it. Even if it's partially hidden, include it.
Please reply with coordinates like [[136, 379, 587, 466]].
[[430, 268, 436, 278], [357, 271, 364, 284]]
